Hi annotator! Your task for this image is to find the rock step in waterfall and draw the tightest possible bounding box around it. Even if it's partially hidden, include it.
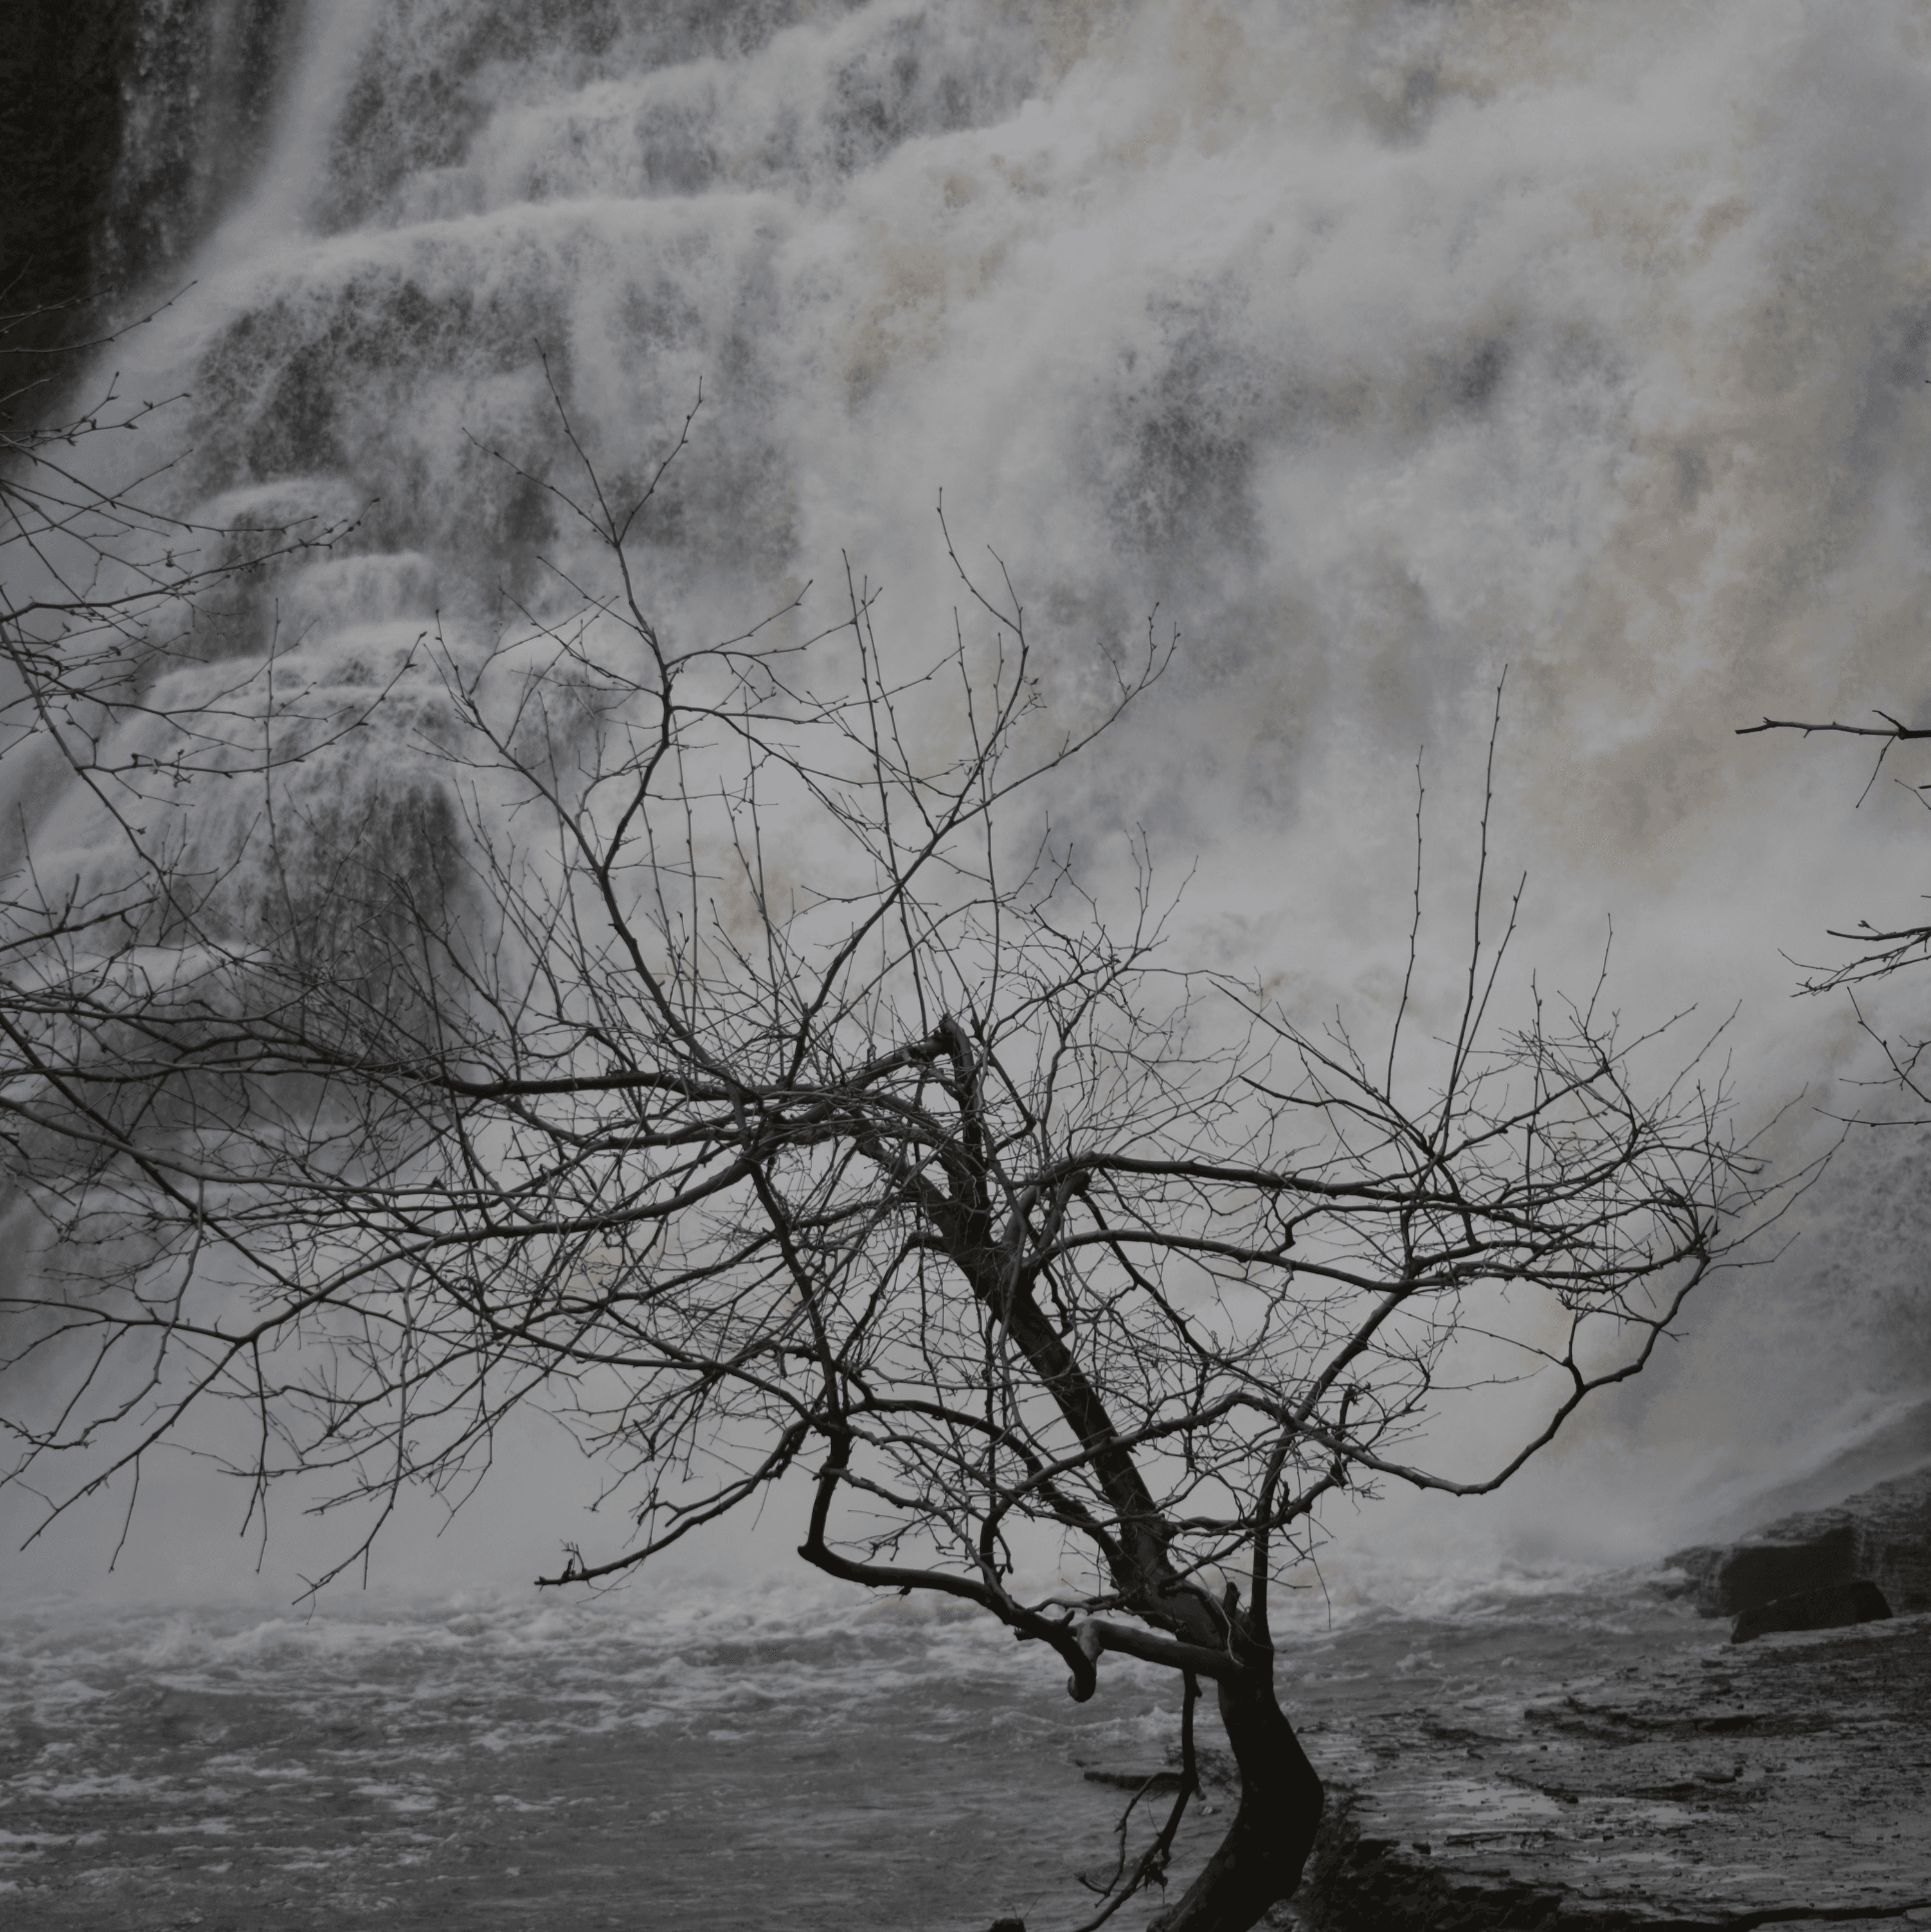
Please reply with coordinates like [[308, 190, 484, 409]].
[[1666, 1467, 1931, 1643]]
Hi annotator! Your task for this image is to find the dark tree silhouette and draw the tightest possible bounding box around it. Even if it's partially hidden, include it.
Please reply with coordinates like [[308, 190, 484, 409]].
[[1739, 711, 1931, 992], [1738, 709, 1931, 1121], [1, 402, 1766, 1932], [1, 284, 379, 1215]]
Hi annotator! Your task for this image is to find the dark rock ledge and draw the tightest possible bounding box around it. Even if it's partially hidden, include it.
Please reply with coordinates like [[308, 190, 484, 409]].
[[1666, 1471, 1931, 1628], [1282, 1603, 1931, 1929]]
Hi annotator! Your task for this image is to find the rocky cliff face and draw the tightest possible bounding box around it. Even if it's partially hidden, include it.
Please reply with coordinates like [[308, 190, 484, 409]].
[[1, 0, 304, 335]]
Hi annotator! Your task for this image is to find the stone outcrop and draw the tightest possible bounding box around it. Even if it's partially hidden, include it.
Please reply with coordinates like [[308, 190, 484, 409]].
[[1665, 1468, 1931, 1625], [1, 0, 306, 333], [1284, 1464, 1931, 1931], [1730, 1577, 1892, 1645], [1284, 1613, 1931, 1929]]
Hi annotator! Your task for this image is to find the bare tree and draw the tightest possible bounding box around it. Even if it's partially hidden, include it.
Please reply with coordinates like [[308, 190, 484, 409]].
[[1, 282, 382, 959], [3, 285, 370, 706], [1737, 710, 1931, 989], [1, 403, 1765, 1932], [0, 277, 390, 1120], [0, 282, 383, 1547], [1738, 710, 1931, 1111]]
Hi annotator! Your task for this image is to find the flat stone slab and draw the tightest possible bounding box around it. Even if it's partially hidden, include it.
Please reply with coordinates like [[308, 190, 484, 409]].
[[1289, 1612, 1931, 1929]]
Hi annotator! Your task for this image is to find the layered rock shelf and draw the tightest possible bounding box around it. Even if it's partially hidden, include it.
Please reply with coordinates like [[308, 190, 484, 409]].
[[1289, 1613, 1930, 1928], [1667, 1470, 1931, 1626], [1287, 1471, 1931, 1929]]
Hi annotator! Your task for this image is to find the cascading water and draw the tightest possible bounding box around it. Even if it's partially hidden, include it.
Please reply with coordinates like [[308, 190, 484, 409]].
[[9, 0, 1931, 1611], [3, 1, 311, 326], [8, 8, 1931, 1928]]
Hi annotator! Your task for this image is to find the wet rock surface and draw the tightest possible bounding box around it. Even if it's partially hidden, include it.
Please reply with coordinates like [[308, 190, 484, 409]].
[[1730, 1577, 1892, 1645], [1667, 1469, 1931, 1623], [1285, 1611, 1931, 1929]]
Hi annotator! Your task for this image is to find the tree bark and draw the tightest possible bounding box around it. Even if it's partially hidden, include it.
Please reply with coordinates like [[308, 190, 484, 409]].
[[1147, 1670, 1324, 1932], [917, 1020, 1324, 1927]]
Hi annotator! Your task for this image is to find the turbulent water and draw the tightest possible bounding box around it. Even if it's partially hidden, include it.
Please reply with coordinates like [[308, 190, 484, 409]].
[[6, 1, 1931, 1917], [0, 1570, 1723, 1928]]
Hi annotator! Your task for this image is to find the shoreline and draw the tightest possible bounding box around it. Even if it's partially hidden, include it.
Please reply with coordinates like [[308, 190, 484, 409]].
[[1285, 1612, 1931, 1929]]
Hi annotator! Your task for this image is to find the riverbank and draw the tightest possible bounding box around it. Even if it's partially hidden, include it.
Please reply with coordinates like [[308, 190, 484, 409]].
[[1288, 1605, 1931, 1929]]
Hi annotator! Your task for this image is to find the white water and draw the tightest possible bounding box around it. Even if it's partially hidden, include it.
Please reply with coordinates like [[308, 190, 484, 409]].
[[9, 0, 1931, 1610], [0, 1567, 1722, 1926]]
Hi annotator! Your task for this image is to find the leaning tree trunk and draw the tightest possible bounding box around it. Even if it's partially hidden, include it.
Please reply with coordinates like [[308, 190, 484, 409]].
[[1148, 1669, 1324, 1932], [912, 1021, 1326, 1928]]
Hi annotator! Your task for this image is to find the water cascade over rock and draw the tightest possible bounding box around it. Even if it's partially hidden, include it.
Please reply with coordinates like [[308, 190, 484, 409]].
[[12, 0, 1931, 1611], [3, 0, 309, 328]]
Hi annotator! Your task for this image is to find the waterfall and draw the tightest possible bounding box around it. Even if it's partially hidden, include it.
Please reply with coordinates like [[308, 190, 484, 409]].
[[12, 0, 1931, 1599]]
